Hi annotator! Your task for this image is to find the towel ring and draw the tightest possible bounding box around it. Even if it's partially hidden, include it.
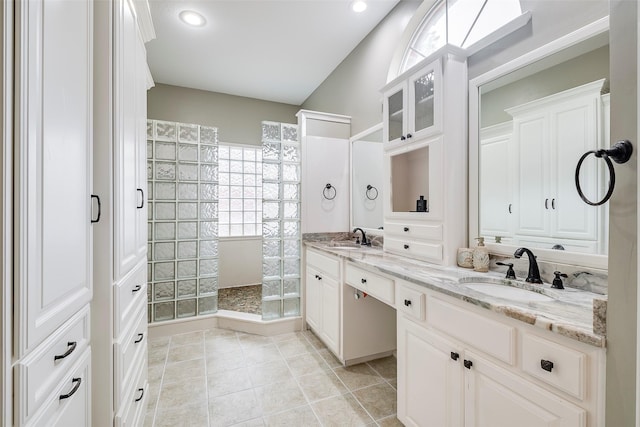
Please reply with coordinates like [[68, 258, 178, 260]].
[[365, 185, 378, 200], [323, 183, 337, 200], [575, 140, 633, 206]]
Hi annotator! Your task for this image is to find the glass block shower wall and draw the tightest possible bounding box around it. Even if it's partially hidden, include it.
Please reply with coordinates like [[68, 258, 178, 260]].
[[261, 122, 301, 320], [147, 119, 219, 323]]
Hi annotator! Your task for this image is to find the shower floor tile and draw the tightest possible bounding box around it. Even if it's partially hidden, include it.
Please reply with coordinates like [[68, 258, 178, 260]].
[[217, 284, 262, 315]]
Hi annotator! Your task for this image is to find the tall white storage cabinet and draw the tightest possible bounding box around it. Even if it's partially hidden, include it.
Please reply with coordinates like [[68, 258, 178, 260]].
[[93, 0, 155, 425], [13, 0, 94, 425]]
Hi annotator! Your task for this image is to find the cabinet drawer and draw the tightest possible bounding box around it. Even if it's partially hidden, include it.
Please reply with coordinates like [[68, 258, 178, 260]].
[[114, 260, 147, 337], [115, 305, 147, 404], [27, 348, 91, 427], [522, 333, 586, 400], [115, 358, 148, 427], [385, 237, 443, 262], [16, 305, 90, 424], [396, 281, 426, 321], [385, 222, 443, 240], [306, 249, 340, 279], [345, 263, 395, 306], [427, 296, 515, 365]]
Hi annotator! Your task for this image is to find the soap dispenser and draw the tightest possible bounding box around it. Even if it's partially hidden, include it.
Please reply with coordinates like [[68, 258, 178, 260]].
[[472, 237, 490, 272]]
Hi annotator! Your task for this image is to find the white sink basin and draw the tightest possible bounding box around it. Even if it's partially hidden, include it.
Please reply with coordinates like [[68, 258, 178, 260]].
[[464, 283, 553, 302]]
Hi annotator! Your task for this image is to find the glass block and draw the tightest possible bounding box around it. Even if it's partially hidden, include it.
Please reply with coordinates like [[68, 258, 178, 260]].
[[199, 277, 218, 295], [263, 258, 281, 278], [230, 224, 243, 235], [147, 141, 153, 159], [229, 147, 243, 160], [263, 202, 279, 220], [200, 184, 218, 201], [282, 125, 298, 142], [283, 202, 298, 219], [148, 306, 152, 323], [263, 183, 280, 200], [177, 299, 197, 318], [219, 185, 229, 198], [282, 144, 300, 162], [147, 243, 152, 261], [200, 203, 218, 220], [155, 182, 176, 200], [177, 260, 197, 279], [262, 300, 282, 320], [148, 182, 153, 200], [199, 259, 218, 277], [200, 164, 218, 182], [154, 281, 175, 301], [244, 224, 256, 235], [155, 121, 177, 141], [262, 123, 281, 141], [147, 161, 153, 179], [178, 163, 198, 181], [155, 202, 176, 220], [218, 145, 229, 159], [262, 163, 280, 181], [243, 173, 256, 186], [148, 202, 153, 221], [200, 126, 218, 144], [244, 148, 256, 161], [243, 212, 256, 224], [147, 120, 154, 138], [155, 222, 176, 240], [178, 183, 198, 200], [198, 296, 218, 315], [219, 172, 229, 185], [263, 239, 281, 258], [283, 240, 299, 257], [155, 142, 176, 160], [283, 278, 300, 297], [230, 160, 242, 173], [200, 145, 218, 163], [230, 173, 243, 186], [177, 280, 197, 297], [283, 258, 299, 277], [230, 211, 243, 224], [148, 223, 152, 241], [155, 162, 176, 180], [262, 280, 281, 298], [154, 262, 175, 280], [147, 284, 152, 302], [263, 221, 280, 238], [179, 144, 198, 162], [178, 123, 199, 143], [177, 241, 197, 259], [283, 221, 299, 238], [282, 164, 300, 182], [178, 202, 198, 219], [200, 222, 218, 238], [244, 199, 256, 211], [283, 184, 299, 200], [154, 301, 175, 321], [177, 222, 197, 239], [263, 142, 280, 161], [283, 298, 300, 317], [199, 240, 218, 258], [231, 186, 243, 198], [154, 242, 175, 260]]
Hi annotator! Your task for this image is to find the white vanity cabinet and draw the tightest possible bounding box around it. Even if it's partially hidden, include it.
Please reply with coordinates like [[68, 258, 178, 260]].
[[381, 45, 467, 266], [396, 280, 604, 427]]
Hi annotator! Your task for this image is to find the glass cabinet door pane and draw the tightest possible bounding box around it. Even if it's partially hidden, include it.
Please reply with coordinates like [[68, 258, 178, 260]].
[[388, 89, 404, 142], [414, 70, 435, 133]]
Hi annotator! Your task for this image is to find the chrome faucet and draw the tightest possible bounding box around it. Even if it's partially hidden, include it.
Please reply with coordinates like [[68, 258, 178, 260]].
[[352, 228, 370, 246], [513, 247, 543, 284]]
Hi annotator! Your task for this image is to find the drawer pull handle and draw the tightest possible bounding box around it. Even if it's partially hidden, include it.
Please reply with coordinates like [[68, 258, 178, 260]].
[[450, 352, 459, 361], [137, 188, 145, 209], [59, 377, 82, 400], [463, 360, 473, 370], [404, 299, 412, 307], [403, 227, 409, 232], [134, 333, 144, 344], [316, 275, 322, 280], [54, 341, 78, 361], [132, 284, 142, 293], [91, 195, 101, 223], [403, 244, 409, 249], [541, 359, 554, 372], [135, 388, 145, 402], [361, 278, 367, 284]]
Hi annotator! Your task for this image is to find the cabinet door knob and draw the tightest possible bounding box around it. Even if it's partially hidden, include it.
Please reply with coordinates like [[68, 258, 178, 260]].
[[135, 388, 145, 402], [403, 244, 409, 249], [316, 275, 322, 280], [132, 284, 142, 293], [54, 341, 78, 361], [400, 135, 406, 141], [406, 133, 412, 139], [463, 359, 473, 369], [541, 359, 554, 372], [134, 333, 144, 344], [59, 377, 82, 400], [361, 278, 367, 284], [403, 227, 409, 232], [450, 352, 459, 361], [404, 299, 412, 307]]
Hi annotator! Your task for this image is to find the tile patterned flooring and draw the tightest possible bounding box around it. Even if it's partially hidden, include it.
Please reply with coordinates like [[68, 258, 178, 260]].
[[217, 285, 263, 315], [145, 327, 402, 426]]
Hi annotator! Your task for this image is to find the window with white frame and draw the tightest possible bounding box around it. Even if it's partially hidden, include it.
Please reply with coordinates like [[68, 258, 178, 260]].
[[217, 144, 263, 237]]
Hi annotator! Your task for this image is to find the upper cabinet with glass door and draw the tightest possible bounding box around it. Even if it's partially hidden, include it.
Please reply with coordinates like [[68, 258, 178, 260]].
[[383, 58, 442, 150]]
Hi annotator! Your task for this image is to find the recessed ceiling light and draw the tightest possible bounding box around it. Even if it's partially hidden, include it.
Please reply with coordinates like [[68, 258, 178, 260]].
[[351, 1, 367, 13], [179, 10, 206, 27]]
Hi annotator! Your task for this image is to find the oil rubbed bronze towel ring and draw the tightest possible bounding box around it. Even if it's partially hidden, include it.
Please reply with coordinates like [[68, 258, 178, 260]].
[[365, 184, 378, 200], [323, 183, 337, 200], [575, 140, 633, 206]]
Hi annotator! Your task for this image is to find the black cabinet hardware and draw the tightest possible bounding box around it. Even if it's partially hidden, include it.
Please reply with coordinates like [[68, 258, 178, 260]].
[[135, 388, 144, 402], [91, 195, 101, 223], [407, 133, 412, 139], [403, 244, 409, 249], [450, 352, 459, 361], [134, 333, 144, 344], [54, 341, 77, 361], [400, 135, 406, 141], [541, 359, 554, 372], [403, 227, 409, 232], [132, 284, 142, 293], [361, 278, 367, 284], [551, 198, 556, 209], [508, 203, 512, 214], [137, 188, 144, 209], [463, 360, 473, 369], [404, 299, 411, 307], [59, 378, 82, 400], [544, 198, 549, 209]]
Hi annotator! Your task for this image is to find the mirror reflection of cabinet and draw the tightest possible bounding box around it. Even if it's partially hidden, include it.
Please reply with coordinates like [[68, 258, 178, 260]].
[[350, 124, 384, 232]]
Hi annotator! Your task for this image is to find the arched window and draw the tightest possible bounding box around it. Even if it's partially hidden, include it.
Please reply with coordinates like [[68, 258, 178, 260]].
[[400, 0, 524, 73]]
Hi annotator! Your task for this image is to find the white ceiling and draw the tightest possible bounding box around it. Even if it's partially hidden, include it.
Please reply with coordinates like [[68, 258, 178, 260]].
[[146, 0, 401, 105]]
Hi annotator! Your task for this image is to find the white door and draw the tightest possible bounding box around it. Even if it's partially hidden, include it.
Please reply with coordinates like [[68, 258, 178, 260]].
[[320, 274, 340, 357], [304, 267, 321, 331], [14, 0, 93, 354], [135, 30, 149, 260]]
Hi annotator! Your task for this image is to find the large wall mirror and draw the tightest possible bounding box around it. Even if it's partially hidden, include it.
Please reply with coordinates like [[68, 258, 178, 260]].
[[469, 18, 609, 269], [350, 123, 384, 233]]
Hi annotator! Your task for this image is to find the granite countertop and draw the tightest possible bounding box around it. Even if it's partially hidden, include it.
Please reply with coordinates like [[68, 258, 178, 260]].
[[304, 241, 607, 348]]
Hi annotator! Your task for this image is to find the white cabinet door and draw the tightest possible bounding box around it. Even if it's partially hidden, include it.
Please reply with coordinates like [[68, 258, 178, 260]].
[[15, 0, 93, 354], [320, 275, 340, 356], [408, 59, 442, 141], [383, 80, 407, 146], [134, 32, 149, 261], [464, 351, 585, 427], [305, 267, 321, 331], [397, 316, 463, 427]]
